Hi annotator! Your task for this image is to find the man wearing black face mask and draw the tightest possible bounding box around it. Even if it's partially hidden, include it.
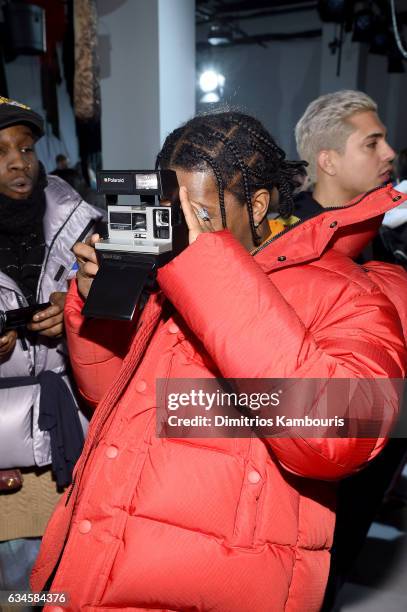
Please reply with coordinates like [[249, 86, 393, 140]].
[[0, 96, 103, 595]]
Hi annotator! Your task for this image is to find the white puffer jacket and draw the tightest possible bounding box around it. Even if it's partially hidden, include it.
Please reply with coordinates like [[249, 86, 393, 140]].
[[0, 175, 103, 469]]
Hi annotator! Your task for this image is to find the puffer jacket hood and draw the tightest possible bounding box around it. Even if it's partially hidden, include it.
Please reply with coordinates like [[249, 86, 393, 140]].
[[31, 184, 407, 612]]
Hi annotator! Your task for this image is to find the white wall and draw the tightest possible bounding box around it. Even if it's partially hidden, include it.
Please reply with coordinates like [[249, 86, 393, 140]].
[[97, 0, 160, 169], [158, 0, 196, 144], [97, 0, 195, 170]]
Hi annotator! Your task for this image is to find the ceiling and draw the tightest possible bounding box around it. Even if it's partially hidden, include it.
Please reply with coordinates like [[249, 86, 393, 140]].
[[196, 1, 407, 51], [196, 0, 321, 49], [196, 0, 318, 23]]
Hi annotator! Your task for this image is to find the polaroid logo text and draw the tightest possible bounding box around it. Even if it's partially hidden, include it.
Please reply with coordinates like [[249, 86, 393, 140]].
[[104, 177, 125, 183]]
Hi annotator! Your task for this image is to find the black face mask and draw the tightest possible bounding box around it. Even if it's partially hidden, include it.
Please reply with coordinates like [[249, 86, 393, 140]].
[[0, 162, 48, 301], [0, 162, 47, 236]]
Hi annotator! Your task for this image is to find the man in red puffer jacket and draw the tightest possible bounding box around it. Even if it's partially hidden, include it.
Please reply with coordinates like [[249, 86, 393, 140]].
[[31, 111, 407, 612]]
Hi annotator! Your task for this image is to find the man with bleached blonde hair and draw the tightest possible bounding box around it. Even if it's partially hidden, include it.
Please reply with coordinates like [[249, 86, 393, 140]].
[[295, 89, 395, 207], [295, 92, 407, 611]]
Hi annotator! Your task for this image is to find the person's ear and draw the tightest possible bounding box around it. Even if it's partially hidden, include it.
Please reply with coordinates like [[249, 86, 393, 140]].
[[251, 189, 270, 227], [317, 149, 338, 177]]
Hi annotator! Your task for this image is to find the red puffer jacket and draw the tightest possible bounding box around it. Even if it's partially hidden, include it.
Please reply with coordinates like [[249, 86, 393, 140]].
[[32, 185, 407, 612]]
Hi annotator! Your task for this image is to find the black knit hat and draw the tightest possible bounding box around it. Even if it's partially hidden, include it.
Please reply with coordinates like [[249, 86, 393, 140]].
[[0, 96, 44, 139]]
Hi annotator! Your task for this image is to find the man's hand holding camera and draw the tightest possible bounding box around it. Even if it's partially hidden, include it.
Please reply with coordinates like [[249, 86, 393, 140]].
[[72, 185, 217, 304], [27, 292, 67, 338], [0, 292, 66, 359]]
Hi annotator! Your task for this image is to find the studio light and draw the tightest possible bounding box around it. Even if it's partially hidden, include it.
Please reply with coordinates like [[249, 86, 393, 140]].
[[201, 92, 221, 103], [198, 70, 225, 103], [199, 70, 219, 93]]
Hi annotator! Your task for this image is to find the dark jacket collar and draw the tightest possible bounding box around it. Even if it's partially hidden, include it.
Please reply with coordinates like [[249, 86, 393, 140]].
[[294, 191, 323, 221]]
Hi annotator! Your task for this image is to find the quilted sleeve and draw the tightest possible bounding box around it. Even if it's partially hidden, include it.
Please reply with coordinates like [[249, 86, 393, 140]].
[[64, 280, 134, 408], [157, 230, 407, 480]]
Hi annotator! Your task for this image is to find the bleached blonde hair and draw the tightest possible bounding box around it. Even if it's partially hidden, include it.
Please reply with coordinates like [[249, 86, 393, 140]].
[[295, 90, 377, 182]]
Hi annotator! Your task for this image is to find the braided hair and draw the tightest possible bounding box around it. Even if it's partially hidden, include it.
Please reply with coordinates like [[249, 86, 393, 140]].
[[156, 112, 307, 246]]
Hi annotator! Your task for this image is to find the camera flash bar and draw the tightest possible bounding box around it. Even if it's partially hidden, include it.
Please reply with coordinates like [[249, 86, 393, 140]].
[[97, 170, 178, 197]]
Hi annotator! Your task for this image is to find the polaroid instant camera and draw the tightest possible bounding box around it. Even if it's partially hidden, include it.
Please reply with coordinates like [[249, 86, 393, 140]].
[[82, 169, 188, 321]]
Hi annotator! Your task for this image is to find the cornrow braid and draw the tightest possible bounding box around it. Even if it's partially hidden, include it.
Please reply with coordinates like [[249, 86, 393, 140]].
[[226, 117, 306, 219], [276, 159, 308, 218], [209, 129, 260, 245], [230, 116, 287, 161], [237, 151, 260, 245], [156, 125, 190, 169], [275, 176, 294, 219]]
